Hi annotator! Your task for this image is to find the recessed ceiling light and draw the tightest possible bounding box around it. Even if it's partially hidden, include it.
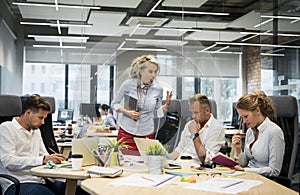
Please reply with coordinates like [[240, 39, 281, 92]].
[[12, 1, 101, 9], [216, 42, 300, 49], [33, 45, 86, 49], [20, 21, 93, 27]]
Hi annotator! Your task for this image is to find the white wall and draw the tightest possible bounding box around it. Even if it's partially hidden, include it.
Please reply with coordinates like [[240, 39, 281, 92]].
[[0, 19, 23, 95]]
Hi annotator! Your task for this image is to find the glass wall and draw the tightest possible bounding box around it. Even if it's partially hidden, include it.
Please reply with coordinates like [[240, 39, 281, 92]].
[[23, 63, 111, 121]]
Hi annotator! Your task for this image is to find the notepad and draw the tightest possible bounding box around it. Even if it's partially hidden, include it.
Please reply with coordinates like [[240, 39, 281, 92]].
[[87, 166, 123, 178]]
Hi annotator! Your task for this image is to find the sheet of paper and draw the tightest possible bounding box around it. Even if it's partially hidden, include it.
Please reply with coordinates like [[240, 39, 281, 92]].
[[110, 173, 176, 187], [185, 178, 263, 194]]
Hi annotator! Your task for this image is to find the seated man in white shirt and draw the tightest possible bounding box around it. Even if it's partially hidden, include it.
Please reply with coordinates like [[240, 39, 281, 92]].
[[170, 94, 225, 165], [0, 95, 89, 195]]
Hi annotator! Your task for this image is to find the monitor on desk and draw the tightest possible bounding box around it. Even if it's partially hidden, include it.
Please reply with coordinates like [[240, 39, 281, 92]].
[[57, 108, 74, 123], [79, 103, 100, 118]]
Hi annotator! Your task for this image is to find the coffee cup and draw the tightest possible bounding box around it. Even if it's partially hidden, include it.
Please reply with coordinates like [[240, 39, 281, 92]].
[[71, 154, 83, 170], [179, 155, 192, 170]]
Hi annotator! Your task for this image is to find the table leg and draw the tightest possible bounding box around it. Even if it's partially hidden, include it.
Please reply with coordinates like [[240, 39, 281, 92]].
[[65, 179, 78, 195]]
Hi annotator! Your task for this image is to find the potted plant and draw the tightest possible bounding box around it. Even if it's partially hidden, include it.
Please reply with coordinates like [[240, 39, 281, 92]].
[[105, 138, 129, 167], [145, 143, 166, 174]]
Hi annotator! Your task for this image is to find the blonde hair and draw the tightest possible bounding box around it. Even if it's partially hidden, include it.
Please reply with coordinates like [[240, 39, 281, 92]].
[[130, 55, 160, 78], [130, 55, 160, 96], [236, 91, 276, 121]]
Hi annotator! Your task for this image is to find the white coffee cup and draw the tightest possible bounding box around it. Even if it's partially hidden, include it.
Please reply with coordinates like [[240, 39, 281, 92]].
[[71, 154, 83, 170]]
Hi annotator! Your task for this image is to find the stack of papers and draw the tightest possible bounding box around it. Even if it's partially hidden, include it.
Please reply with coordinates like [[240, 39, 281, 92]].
[[186, 178, 263, 194]]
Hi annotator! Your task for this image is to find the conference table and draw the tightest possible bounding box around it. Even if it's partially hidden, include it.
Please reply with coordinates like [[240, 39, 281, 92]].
[[81, 171, 298, 195], [31, 163, 298, 195], [31, 165, 90, 195]]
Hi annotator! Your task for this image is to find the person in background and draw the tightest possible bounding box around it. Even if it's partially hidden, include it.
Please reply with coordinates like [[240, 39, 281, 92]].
[[0, 95, 89, 195], [111, 54, 172, 152], [231, 91, 285, 177], [170, 94, 225, 165], [99, 104, 117, 130]]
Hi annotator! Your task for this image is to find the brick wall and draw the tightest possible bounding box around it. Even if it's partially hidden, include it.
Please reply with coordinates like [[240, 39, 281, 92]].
[[243, 37, 261, 93]]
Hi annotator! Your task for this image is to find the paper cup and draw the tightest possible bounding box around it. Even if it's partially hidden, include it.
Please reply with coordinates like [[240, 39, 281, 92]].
[[71, 154, 83, 170]]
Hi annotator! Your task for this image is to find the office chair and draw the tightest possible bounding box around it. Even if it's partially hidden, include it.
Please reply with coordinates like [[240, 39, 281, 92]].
[[208, 99, 217, 119], [39, 96, 60, 154], [0, 95, 21, 195], [268, 95, 299, 187], [173, 99, 192, 151], [155, 100, 180, 152]]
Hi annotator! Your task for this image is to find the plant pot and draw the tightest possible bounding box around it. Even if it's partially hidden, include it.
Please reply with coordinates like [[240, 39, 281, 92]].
[[108, 151, 120, 167], [147, 155, 164, 175]]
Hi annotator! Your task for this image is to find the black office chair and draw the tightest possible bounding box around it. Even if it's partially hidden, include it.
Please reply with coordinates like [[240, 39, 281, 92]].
[[268, 95, 299, 187], [155, 100, 180, 152], [20, 96, 59, 154], [0, 95, 21, 195]]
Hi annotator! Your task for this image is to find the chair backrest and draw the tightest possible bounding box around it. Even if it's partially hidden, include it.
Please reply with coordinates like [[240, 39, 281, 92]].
[[155, 100, 180, 152], [0, 95, 22, 124], [0, 95, 22, 195], [269, 95, 298, 182], [20, 96, 59, 154], [209, 99, 217, 119], [39, 96, 59, 154], [172, 99, 191, 150]]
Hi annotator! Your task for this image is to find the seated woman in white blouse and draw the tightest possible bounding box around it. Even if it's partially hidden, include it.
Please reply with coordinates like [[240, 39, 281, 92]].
[[231, 91, 285, 177]]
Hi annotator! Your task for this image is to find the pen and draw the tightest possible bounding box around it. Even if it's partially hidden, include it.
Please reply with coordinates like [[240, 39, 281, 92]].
[[48, 147, 57, 154], [141, 176, 155, 182], [153, 175, 176, 187], [238, 118, 243, 134], [222, 180, 244, 188]]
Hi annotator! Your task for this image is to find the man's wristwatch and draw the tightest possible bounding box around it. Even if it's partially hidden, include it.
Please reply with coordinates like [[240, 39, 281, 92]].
[[190, 132, 199, 140]]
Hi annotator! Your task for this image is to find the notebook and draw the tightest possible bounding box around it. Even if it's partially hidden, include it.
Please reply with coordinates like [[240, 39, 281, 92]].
[[72, 137, 99, 166], [133, 137, 172, 165]]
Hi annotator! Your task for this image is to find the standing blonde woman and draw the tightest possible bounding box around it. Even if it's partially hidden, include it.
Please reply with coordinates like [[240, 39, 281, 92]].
[[111, 55, 172, 152], [231, 91, 285, 177]]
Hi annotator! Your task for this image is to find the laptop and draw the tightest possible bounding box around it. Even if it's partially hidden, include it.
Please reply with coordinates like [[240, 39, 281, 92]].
[[72, 137, 99, 166], [133, 137, 172, 165]]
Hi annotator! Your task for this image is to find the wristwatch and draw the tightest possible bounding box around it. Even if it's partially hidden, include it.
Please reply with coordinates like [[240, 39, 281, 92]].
[[190, 132, 199, 140]]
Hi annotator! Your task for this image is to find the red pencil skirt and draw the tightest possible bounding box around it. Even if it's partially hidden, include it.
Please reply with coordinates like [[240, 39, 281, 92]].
[[117, 127, 154, 152]]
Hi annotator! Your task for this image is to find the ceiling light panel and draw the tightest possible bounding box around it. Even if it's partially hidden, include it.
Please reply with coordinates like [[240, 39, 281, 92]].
[[68, 11, 128, 36], [162, 0, 208, 8], [28, 0, 96, 6], [126, 17, 169, 27], [95, 0, 142, 8], [185, 30, 245, 42], [18, 4, 89, 21], [164, 20, 199, 29], [154, 29, 186, 37], [126, 38, 188, 46], [227, 10, 261, 30], [164, 19, 228, 29], [28, 35, 89, 43]]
